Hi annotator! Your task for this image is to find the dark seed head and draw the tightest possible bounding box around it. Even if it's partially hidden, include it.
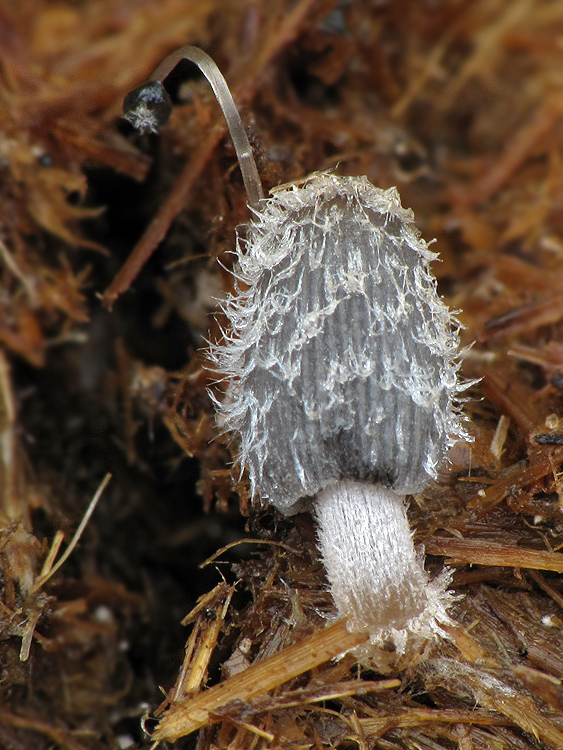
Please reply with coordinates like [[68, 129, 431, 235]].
[[123, 81, 173, 134], [535, 433, 563, 446]]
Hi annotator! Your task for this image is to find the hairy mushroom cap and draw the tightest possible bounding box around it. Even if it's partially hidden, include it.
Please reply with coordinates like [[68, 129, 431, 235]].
[[210, 172, 468, 514]]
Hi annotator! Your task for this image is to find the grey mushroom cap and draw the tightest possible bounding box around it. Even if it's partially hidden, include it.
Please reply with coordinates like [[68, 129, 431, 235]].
[[210, 173, 467, 514]]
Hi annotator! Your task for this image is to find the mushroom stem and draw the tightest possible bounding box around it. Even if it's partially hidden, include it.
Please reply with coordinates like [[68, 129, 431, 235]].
[[150, 46, 264, 208], [123, 46, 264, 208], [315, 481, 451, 646]]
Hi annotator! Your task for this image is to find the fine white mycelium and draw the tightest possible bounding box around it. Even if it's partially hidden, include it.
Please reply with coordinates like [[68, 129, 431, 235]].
[[124, 47, 469, 657]]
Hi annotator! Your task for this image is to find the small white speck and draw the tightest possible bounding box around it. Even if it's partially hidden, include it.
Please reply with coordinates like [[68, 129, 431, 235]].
[[116, 734, 135, 749], [545, 413, 559, 430], [93, 605, 113, 624], [239, 637, 252, 655]]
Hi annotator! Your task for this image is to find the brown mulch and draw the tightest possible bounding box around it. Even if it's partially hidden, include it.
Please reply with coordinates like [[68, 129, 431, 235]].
[[2, 1, 563, 748]]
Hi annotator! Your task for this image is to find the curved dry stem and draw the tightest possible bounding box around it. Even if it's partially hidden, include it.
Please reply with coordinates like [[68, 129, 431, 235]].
[[150, 45, 264, 208]]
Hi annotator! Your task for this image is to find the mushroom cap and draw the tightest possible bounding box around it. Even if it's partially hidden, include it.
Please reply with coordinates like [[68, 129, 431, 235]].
[[123, 81, 173, 134], [210, 173, 467, 514]]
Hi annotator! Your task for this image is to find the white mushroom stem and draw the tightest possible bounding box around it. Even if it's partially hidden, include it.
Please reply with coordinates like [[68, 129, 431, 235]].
[[315, 481, 451, 644]]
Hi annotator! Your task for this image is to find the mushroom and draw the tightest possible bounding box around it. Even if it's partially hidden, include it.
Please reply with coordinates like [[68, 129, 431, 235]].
[[123, 47, 469, 661]]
